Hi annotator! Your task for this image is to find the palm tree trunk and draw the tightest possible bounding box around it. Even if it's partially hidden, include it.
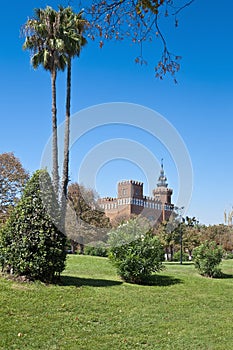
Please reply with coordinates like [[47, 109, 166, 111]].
[[60, 57, 71, 233], [51, 68, 59, 195], [62, 57, 71, 198]]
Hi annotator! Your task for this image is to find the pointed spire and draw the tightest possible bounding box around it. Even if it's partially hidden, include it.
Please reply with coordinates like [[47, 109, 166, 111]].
[[157, 159, 168, 188]]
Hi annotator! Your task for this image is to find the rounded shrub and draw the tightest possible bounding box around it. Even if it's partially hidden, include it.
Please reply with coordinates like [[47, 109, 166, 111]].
[[0, 170, 66, 282], [192, 241, 223, 278], [84, 242, 109, 257], [173, 251, 189, 262], [109, 233, 164, 284]]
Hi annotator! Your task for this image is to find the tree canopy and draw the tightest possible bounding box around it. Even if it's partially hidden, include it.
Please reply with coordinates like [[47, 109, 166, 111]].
[[0, 170, 66, 282], [23, 6, 68, 194], [65, 183, 110, 250], [23, 6, 88, 197], [0, 152, 29, 224]]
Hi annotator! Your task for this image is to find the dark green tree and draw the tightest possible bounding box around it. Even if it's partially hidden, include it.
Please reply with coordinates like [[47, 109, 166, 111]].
[[0, 170, 66, 282]]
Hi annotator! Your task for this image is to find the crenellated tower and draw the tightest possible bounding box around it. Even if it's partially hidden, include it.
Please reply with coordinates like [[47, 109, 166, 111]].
[[118, 180, 143, 199], [98, 159, 174, 224]]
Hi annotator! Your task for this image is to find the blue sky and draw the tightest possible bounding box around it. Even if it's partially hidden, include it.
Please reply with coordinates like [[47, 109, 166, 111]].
[[1, 0, 233, 225]]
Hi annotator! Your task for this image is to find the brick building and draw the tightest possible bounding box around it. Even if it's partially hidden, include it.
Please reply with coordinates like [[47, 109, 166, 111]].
[[98, 162, 174, 224]]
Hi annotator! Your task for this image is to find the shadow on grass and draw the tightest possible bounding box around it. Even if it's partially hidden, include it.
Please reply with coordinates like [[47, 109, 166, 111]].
[[163, 262, 193, 266], [61, 275, 123, 287], [217, 273, 233, 279], [142, 274, 183, 287]]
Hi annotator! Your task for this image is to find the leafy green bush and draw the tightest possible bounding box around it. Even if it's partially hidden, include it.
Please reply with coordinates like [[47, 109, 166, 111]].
[[84, 242, 109, 257], [0, 170, 66, 282], [173, 251, 189, 262], [109, 232, 164, 284], [192, 241, 223, 278], [223, 251, 233, 260], [108, 216, 151, 247]]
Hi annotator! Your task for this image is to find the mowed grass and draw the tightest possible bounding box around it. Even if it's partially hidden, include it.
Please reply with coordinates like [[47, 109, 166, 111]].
[[0, 256, 233, 350]]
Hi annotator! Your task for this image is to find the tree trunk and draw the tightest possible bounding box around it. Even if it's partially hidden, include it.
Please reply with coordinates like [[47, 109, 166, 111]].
[[188, 248, 192, 261], [51, 68, 59, 195], [170, 244, 174, 261], [71, 239, 76, 254], [165, 246, 169, 261], [62, 57, 71, 199], [60, 57, 72, 235]]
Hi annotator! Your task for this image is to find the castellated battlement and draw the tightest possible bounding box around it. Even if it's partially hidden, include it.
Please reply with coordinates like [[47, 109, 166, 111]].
[[143, 195, 160, 202], [118, 180, 143, 186], [98, 162, 173, 223], [99, 197, 116, 202]]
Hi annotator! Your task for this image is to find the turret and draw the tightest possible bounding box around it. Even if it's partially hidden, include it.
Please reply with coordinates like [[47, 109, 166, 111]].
[[153, 160, 173, 205]]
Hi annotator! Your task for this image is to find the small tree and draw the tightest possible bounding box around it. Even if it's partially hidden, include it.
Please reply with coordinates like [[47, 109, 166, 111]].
[[108, 218, 164, 284], [192, 241, 223, 278], [182, 217, 201, 260], [0, 152, 29, 224], [0, 170, 66, 282], [156, 219, 178, 261], [66, 183, 110, 253]]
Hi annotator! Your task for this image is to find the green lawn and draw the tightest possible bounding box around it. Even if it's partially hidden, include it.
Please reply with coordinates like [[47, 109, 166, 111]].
[[0, 255, 233, 349]]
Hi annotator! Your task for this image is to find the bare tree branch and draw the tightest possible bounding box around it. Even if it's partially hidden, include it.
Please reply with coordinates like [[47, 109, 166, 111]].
[[82, 0, 195, 81], [172, 0, 195, 16]]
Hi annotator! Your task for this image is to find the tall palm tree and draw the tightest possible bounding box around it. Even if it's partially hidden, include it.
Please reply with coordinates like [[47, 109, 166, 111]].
[[59, 7, 87, 199], [23, 6, 67, 194]]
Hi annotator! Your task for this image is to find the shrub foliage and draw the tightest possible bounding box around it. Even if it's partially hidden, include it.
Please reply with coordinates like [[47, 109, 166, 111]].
[[84, 242, 109, 257], [0, 152, 29, 224], [0, 170, 66, 282], [109, 231, 164, 284], [192, 241, 223, 278], [173, 250, 189, 262]]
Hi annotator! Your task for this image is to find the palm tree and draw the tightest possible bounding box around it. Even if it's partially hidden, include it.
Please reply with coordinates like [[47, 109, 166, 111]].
[[59, 7, 87, 199], [23, 6, 67, 194]]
